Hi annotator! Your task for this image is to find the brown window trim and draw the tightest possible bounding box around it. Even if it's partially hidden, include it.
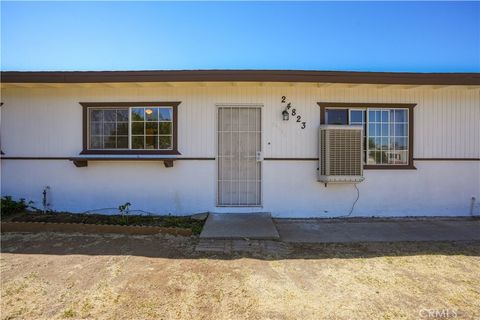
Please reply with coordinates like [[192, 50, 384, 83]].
[[317, 102, 416, 170], [80, 101, 181, 155]]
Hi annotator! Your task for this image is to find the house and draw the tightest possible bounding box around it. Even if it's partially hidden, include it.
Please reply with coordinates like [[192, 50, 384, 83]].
[[1, 70, 479, 217]]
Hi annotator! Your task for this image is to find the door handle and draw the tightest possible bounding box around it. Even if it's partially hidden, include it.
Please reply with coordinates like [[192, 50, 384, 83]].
[[256, 151, 263, 162]]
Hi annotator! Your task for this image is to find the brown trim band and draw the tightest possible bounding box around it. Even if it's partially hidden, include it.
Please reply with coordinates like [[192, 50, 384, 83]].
[[80, 101, 180, 156], [258, 158, 480, 164], [0, 157, 216, 160], [364, 165, 417, 170], [1, 157, 71, 160], [264, 158, 318, 161], [69, 157, 215, 161], [2, 157, 479, 162], [79, 150, 182, 155], [2, 70, 479, 85], [413, 158, 480, 161]]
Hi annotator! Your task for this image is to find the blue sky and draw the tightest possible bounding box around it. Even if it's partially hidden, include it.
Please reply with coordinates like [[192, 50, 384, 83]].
[[1, 1, 479, 72]]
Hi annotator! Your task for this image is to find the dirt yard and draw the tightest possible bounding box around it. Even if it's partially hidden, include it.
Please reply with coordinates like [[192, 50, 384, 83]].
[[1, 232, 479, 320]]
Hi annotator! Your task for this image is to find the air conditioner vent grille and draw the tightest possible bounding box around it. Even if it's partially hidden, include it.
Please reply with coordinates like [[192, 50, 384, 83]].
[[318, 125, 364, 184]]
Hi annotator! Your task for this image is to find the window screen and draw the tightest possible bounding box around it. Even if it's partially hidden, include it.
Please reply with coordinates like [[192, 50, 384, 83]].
[[89, 108, 129, 149]]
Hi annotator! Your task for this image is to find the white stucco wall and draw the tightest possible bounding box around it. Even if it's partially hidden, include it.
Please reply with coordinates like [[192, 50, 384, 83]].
[[1, 159, 479, 217], [1, 83, 479, 217]]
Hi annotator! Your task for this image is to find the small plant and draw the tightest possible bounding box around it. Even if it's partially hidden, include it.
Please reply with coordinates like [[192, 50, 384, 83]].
[[1, 196, 33, 217], [62, 308, 76, 318], [118, 202, 131, 225]]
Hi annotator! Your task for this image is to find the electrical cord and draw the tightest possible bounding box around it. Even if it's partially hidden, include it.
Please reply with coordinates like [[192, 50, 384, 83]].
[[80, 208, 117, 214], [337, 183, 360, 218], [131, 209, 157, 215], [60, 187, 362, 219]]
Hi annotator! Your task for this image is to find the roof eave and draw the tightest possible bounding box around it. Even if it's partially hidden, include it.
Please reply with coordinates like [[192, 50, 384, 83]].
[[1, 70, 479, 86]]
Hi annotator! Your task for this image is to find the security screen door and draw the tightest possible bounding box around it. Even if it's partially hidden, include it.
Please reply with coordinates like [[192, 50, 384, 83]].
[[217, 106, 262, 206]]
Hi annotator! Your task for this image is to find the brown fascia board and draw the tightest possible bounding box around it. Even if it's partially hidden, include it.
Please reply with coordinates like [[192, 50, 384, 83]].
[[1, 70, 480, 85]]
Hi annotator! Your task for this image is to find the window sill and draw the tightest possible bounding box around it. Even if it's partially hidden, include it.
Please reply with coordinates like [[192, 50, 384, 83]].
[[364, 165, 417, 170], [71, 155, 179, 168], [80, 149, 181, 155]]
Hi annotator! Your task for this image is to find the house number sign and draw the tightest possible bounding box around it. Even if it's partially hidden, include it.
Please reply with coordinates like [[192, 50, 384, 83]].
[[282, 96, 306, 129]]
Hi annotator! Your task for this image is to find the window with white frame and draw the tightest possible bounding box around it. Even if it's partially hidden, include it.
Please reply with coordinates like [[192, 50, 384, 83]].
[[82, 102, 179, 154], [130, 107, 173, 150], [325, 107, 410, 166], [89, 108, 130, 149]]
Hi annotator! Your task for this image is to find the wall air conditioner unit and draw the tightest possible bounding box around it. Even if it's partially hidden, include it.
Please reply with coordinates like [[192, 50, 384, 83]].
[[318, 125, 365, 184]]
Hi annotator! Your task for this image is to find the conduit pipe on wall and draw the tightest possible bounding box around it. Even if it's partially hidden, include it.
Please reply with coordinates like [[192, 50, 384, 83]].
[[42, 186, 50, 213], [470, 197, 477, 216]]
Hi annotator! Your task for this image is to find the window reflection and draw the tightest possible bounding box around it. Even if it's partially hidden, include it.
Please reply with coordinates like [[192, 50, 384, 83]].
[[367, 109, 408, 165], [89, 106, 174, 150], [326, 109, 348, 125], [131, 107, 173, 150], [89, 108, 129, 150]]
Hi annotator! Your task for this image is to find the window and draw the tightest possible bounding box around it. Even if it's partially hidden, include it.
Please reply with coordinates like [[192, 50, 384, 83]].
[[325, 109, 348, 125], [131, 107, 173, 150], [367, 109, 408, 165], [320, 103, 415, 169], [81, 102, 180, 155], [89, 108, 129, 149], [349, 109, 368, 163]]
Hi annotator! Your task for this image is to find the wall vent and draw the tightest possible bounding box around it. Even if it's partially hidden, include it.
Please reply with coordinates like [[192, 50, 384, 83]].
[[318, 125, 365, 184]]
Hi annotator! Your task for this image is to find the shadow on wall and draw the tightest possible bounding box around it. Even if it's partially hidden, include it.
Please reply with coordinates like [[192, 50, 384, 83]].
[[1, 232, 479, 260]]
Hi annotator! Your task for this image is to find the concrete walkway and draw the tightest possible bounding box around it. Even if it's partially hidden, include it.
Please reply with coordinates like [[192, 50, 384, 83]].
[[200, 212, 280, 240], [275, 218, 480, 243]]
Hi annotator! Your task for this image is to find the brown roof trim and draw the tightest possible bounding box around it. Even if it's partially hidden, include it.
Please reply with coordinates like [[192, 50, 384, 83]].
[[2, 70, 479, 85]]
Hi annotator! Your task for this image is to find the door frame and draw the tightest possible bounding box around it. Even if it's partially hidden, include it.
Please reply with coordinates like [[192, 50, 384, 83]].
[[215, 103, 264, 207]]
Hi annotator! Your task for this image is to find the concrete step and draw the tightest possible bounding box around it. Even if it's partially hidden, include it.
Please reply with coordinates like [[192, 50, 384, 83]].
[[200, 212, 280, 240]]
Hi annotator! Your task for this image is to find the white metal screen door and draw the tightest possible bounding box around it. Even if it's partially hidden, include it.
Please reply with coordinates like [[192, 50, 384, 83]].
[[217, 106, 262, 206]]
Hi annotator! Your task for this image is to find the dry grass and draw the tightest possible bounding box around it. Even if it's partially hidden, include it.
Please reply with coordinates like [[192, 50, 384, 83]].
[[1, 232, 479, 320]]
